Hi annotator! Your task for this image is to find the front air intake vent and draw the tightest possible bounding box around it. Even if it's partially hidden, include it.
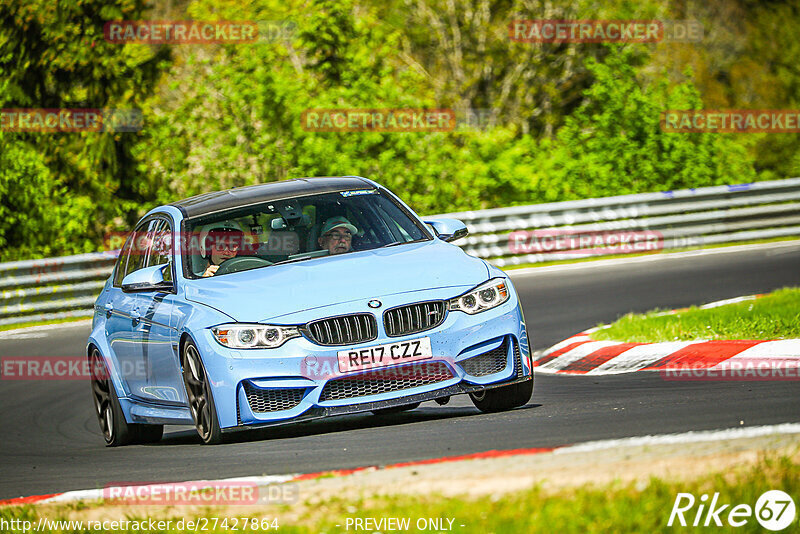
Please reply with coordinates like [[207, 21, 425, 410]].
[[460, 339, 509, 377], [319, 361, 453, 401], [243, 382, 306, 413]]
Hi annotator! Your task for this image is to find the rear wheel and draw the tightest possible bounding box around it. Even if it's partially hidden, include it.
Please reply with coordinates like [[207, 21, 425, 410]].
[[89, 348, 163, 446], [372, 402, 421, 415], [181, 339, 223, 444], [469, 379, 533, 413]]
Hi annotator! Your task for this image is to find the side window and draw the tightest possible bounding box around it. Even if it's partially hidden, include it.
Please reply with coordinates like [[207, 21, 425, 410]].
[[124, 223, 151, 279], [113, 232, 136, 287], [118, 219, 157, 283], [145, 219, 173, 282]]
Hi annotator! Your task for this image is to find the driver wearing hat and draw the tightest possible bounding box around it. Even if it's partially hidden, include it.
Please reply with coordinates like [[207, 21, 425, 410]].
[[318, 216, 358, 256]]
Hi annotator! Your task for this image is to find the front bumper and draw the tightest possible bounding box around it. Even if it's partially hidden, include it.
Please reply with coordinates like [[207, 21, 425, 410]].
[[195, 286, 532, 429], [223, 374, 533, 434]]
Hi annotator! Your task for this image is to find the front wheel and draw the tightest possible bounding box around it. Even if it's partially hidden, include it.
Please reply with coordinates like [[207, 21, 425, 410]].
[[469, 379, 533, 413], [181, 339, 223, 444]]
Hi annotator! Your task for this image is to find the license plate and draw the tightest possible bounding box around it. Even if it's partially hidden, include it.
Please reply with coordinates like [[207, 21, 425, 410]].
[[337, 337, 433, 373]]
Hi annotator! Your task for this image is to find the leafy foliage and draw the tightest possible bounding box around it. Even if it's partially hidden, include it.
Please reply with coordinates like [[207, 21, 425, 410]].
[[1, 0, 798, 261], [0, 0, 168, 261], [532, 47, 756, 201]]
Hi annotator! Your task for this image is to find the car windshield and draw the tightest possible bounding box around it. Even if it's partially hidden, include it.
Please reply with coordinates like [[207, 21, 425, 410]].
[[182, 189, 431, 278]]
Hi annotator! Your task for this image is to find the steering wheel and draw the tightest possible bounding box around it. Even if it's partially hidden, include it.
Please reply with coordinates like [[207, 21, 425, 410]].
[[214, 256, 273, 275]]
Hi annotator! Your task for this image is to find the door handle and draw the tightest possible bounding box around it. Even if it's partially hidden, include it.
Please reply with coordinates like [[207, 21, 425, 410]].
[[131, 307, 141, 326], [104, 303, 113, 317]]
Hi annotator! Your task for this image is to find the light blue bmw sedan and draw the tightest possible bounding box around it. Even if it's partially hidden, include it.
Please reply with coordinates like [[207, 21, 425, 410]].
[[88, 176, 533, 445]]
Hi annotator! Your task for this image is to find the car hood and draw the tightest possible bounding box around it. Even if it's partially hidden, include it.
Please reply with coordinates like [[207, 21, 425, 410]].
[[183, 240, 490, 323]]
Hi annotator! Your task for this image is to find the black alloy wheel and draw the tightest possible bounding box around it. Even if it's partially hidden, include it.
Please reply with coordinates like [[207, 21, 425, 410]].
[[181, 340, 223, 444]]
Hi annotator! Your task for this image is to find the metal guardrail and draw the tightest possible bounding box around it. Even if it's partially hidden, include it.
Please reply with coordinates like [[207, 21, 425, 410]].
[[437, 177, 800, 265], [0, 252, 117, 326], [2, 178, 799, 327]]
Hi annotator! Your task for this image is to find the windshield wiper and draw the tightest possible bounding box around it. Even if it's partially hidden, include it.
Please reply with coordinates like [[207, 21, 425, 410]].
[[271, 257, 314, 266], [379, 238, 428, 248]]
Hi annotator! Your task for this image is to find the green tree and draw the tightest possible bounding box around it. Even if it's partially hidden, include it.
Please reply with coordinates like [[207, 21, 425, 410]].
[[0, 0, 168, 260], [533, 47, 756, 201]]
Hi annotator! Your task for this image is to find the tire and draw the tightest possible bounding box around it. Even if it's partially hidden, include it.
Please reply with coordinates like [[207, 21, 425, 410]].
[[181, 339, 223, 444], [90, 348, 163, 446], [371, 402, 421, 415], [469, 379, 533, 413]]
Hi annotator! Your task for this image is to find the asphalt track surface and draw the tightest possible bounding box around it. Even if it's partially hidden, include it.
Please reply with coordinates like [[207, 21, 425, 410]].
[[1, 242, 799, 500]]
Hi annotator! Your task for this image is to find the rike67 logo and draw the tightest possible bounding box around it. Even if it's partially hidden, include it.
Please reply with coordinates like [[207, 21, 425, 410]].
[[668, 490, 796, 530]]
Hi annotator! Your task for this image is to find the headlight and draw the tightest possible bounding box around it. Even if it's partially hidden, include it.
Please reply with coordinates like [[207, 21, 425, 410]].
[[448, 278, 510, 314], [211, 324, 300, 349]]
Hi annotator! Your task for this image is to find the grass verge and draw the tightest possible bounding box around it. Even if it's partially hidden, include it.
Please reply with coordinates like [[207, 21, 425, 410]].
[[1, 453, 797, 533], [0, 315, 91, 332], [591, 287, 800, 343]]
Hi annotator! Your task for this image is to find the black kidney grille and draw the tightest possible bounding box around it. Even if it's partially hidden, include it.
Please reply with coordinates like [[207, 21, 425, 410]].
[[306, 313, 377, 346], [460, 339, 509, 377], [384, 300, 446, 337], [319, 361, 453, 402], [243, 382, 306, 413]]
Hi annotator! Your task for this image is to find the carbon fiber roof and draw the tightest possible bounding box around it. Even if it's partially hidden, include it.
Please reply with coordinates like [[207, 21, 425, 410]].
[[170, 176, 373, 218]]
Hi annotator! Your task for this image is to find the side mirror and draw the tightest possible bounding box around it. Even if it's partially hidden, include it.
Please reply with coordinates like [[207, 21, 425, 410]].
[[121, 264, 173, 293], [423, 218, 469, 242]]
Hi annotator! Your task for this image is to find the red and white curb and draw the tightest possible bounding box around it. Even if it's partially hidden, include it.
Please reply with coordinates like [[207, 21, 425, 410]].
[[534, 296, 800, 376], [4, 423, 800, 507], [534, 333, 800, 375]]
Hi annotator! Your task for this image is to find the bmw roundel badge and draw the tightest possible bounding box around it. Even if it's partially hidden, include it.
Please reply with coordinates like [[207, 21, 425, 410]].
[[368, 299, 382, 309]]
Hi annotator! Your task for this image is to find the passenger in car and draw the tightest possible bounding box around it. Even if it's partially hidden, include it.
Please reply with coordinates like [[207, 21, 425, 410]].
[[317, 216, 358, 255]]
